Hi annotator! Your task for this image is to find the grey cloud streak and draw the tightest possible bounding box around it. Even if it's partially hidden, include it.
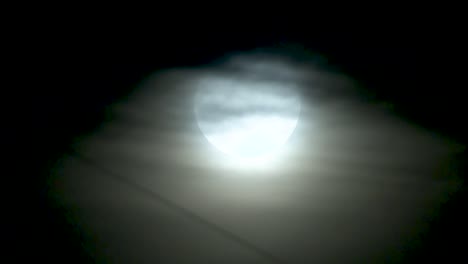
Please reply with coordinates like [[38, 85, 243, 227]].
[[194, 83, 300, 125]]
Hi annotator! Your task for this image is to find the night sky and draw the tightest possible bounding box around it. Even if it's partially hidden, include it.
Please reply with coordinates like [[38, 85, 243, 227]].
[[6, 14, 467, 263]]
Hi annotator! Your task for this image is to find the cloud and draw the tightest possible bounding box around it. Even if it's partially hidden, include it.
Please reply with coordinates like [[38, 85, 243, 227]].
[[54, 47, 465, 263]]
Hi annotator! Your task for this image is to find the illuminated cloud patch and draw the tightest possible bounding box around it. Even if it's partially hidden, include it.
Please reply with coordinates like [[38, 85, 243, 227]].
[[194, 77, 301, 160]]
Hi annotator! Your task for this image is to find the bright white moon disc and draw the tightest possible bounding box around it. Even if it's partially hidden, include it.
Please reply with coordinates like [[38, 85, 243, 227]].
[[194, 77, 301, 161]]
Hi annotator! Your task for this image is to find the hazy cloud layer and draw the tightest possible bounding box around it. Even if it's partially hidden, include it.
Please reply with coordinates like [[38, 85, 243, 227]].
[[53, 48, 465, 263]]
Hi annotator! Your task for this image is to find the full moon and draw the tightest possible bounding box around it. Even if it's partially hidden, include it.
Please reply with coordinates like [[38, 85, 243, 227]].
[[194, 76, 301, 162]]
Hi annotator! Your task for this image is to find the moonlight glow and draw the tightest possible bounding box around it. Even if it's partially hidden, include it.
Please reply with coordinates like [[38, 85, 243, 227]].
[[194, 76, 301, 163]]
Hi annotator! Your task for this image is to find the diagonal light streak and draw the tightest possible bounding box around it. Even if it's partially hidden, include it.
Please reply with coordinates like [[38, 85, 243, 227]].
[[71, 150, 286, 264]]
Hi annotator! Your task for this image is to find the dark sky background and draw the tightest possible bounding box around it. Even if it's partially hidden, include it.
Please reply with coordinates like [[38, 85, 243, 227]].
[[6, 14, 467, 263]]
